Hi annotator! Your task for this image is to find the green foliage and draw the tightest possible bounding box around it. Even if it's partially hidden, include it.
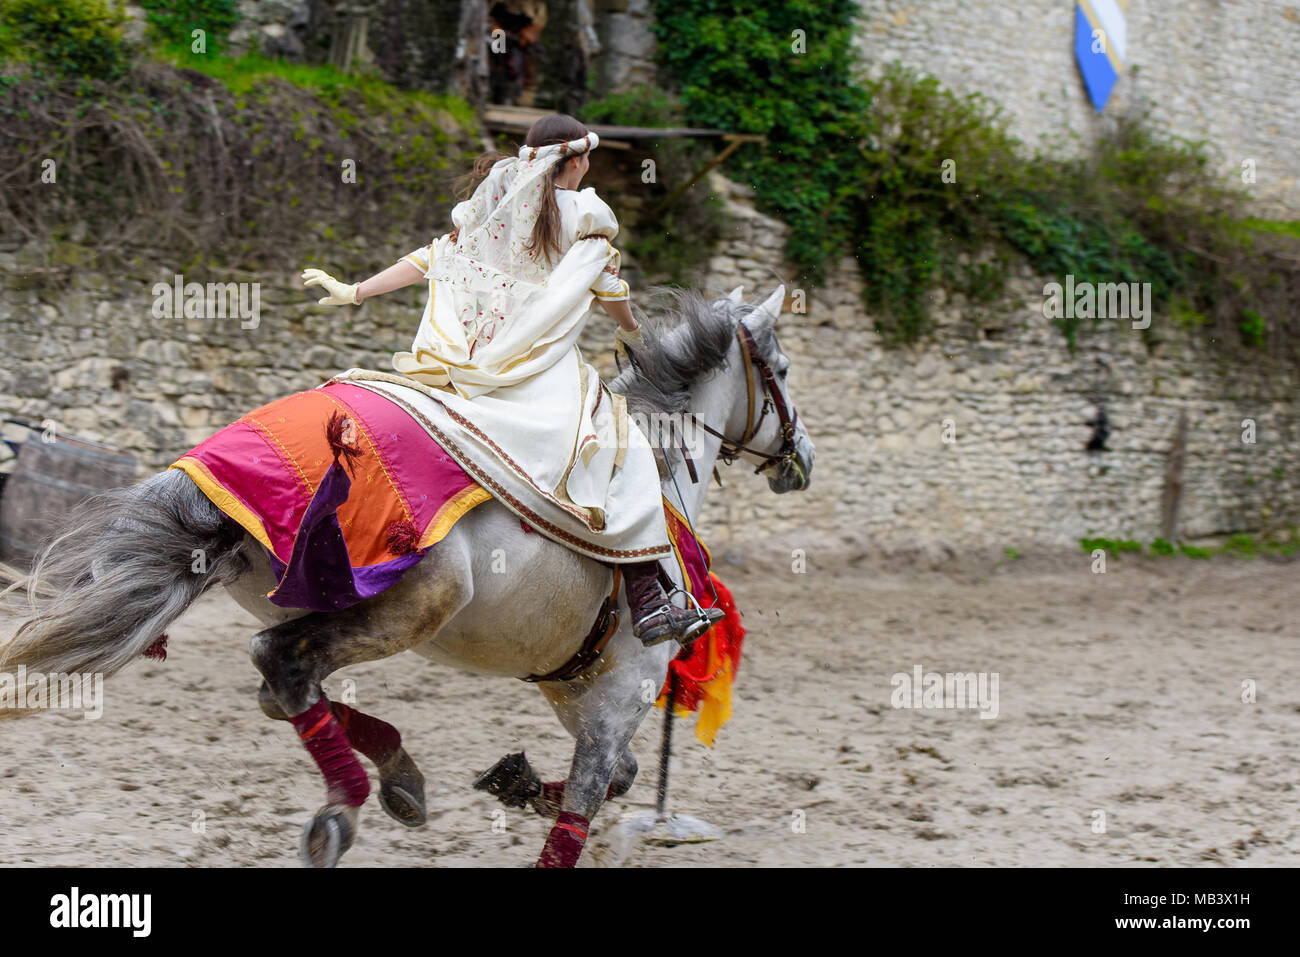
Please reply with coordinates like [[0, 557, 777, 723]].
[[1222, 533, 1258, 557], [1240, 308, 1265, 346], [651, 2, 1300, 358], [160, 47, 476, 128], [650, 0, 867, 292], [1002, 546, 1021, 561], [0, 0, 128, 79], [1088, 531, 1300, 560], [0, 51, 480, 274], [137, 0, 239, 55], [1243, 218, 1300, 241], [1170, 298, 1210, 329], [1079, 537, 1142, 555]]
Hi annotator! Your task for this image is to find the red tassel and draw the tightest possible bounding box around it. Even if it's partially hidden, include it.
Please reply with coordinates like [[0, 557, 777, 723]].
[[143, 633, 169, 661], [520, 519, 533, 534], [325, 410, 364, 475], [386, 519, 419, 556]]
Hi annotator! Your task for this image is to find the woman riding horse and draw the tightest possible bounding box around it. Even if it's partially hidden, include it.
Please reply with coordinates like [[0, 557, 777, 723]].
[[302, 113, 723, 647]]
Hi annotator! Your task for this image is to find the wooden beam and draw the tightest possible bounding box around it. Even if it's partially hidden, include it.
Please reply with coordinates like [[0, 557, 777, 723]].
[[481, 105, 761, 143], [646, 135, 754, 219], [1161, 409, 1189, 542]]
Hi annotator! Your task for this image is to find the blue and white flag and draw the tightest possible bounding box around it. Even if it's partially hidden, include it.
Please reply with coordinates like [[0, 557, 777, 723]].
[[1074, 0, 1127, 112]]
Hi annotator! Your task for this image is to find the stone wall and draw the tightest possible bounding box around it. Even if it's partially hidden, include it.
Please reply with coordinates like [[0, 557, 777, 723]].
[[3, 172, 1297, 559], [688, 175, 1300, 556], [222, 1, 1300, 219], [2, 1, 1297, 559], [594, 0, 660, 92]]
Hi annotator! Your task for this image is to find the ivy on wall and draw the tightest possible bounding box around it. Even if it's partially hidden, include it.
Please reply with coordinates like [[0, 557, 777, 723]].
[[650, 0, 1300, 360]]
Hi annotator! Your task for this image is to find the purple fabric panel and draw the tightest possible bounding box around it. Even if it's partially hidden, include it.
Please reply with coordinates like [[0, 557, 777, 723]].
[[668, 511, 712, 600], [265, 459, 430, 612], [265, 546, 428, 611]]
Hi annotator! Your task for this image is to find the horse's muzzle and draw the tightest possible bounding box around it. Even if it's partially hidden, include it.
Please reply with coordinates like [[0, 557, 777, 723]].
[[768, 445, 813, 493]]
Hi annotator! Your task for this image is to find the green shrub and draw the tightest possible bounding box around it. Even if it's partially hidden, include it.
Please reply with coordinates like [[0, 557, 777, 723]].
[[137, 0, 239, 55], [0, 55, 479, 273], [651, 2, 1300, 358], [1240, 308, 1265, 346], [1, 0, 128, 79], [1150, 538, 1175, 556]]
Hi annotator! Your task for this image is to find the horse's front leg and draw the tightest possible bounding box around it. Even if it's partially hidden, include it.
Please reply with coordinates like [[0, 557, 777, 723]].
[[535, 641, 674, 868]]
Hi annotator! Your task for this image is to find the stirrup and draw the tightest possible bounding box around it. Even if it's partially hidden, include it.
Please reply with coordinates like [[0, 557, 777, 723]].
[[669, 586, 726, 642], [634, 589, 724, 647]]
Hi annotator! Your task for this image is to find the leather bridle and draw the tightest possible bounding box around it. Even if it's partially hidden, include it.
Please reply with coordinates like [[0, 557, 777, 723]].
[[617, 322, 801, 484], [690, 322, 800, 478]]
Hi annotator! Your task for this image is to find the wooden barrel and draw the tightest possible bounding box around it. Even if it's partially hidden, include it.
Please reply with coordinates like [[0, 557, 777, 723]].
[[0, 429, 138, 570]]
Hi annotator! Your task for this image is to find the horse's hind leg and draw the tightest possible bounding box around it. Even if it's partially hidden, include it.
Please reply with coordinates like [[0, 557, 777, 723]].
[[249, 552, 471, 866], [257, 681, 427, 827]]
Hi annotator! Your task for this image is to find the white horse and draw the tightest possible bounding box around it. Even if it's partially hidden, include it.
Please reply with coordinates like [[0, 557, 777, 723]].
[[1, 284, 814, 867]]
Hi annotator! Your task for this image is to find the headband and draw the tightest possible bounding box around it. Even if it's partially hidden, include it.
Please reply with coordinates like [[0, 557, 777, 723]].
[[518, 131, 599, 163]]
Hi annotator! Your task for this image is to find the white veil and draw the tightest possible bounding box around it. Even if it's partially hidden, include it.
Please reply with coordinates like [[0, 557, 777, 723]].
[[428, 131, 601, 349]]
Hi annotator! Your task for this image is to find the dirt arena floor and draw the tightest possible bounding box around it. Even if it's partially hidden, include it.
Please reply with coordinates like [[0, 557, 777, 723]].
[[0, 549, 1296, 867]]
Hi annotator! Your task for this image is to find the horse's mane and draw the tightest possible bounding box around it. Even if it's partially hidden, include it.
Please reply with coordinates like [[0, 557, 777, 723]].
[[607, 287, 774, 421]]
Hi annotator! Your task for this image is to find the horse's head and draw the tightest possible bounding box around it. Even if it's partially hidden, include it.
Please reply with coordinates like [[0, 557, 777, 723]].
[[609, 284, 814, 494], [713, 284, 814, 493]]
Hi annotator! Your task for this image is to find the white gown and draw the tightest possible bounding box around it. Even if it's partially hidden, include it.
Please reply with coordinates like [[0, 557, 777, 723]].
[[388, 185, 671, 558]]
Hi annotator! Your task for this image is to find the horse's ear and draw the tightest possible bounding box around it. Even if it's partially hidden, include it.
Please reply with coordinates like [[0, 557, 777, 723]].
[[727, 285, 744, 303], [760, 284, 785, 318], [745, 284, 784, 336]]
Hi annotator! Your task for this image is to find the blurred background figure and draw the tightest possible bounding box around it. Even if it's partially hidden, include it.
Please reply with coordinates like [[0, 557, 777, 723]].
[[489, 0, 547, 106]]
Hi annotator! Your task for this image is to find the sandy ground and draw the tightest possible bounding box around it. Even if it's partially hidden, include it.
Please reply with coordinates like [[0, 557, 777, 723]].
[[0, 549, 1296, 867]]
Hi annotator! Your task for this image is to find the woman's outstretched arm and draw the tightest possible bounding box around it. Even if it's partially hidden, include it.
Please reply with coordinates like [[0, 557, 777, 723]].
[[356, 260, 424, 302], [303, 233, 446, 305]]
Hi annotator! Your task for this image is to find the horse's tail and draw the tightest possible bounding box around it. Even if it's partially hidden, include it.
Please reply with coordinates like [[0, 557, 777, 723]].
[[0, 469, 248, 721]]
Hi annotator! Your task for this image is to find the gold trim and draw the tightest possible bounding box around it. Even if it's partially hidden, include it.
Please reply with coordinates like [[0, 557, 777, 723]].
[[169, 457, 275, 554], [417, 485, 493, 548], [610, 388, 628, 470]]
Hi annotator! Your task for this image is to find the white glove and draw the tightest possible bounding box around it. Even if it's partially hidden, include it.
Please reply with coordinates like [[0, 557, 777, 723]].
[[302, 268, 360, 306], [614, 324, 644, 366], [615, 324, 645, 349]]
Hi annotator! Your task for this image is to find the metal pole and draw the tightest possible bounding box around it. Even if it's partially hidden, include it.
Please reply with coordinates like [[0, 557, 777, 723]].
[[656, 672, 676, 819]]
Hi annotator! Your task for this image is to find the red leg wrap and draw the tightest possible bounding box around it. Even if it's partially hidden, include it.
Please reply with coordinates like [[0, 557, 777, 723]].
[[330, 702, 401, 765], [536, 811, 590, 868], [290, 698, 371, 807]]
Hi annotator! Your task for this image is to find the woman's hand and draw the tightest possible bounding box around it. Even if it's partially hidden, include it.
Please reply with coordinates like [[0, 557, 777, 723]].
[[614, 323, 644, 350], [302, 268, 360, 306]]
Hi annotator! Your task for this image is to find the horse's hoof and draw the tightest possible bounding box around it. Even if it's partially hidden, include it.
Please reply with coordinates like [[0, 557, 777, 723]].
[[378, 748, 427, 828], [299, 804, 359, 868], [473, 751, 541, 809]]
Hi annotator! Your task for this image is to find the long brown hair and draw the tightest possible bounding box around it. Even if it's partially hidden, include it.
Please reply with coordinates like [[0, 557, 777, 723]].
[[453, 113, 589, 264]]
